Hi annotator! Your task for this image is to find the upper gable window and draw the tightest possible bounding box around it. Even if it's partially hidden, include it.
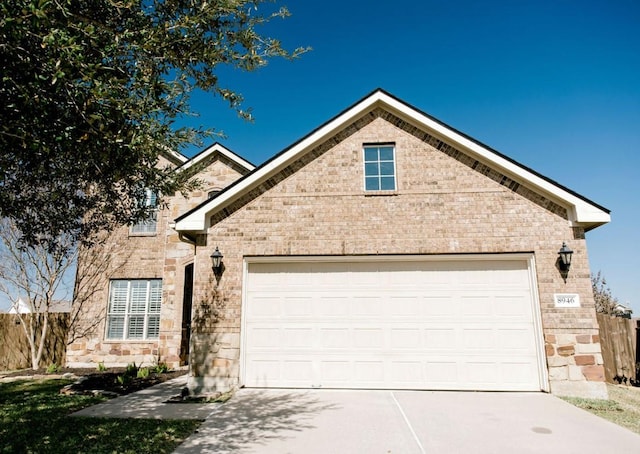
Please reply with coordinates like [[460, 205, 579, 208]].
[[363, 144, 396, 191], [130, 189, 158, 235], [207, 187, 222, 199]]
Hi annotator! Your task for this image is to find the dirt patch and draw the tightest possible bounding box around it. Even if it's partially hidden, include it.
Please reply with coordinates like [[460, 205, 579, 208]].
[[0, 367, 187, 396]]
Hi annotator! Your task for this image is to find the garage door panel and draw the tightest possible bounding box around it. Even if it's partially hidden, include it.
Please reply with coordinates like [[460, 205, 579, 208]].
[[243, 258, 542, 391], [283, 360, 314, 382], [466, 361, 499, 384], [460, 295, 493, 316], [353, 328, 384, 348], [425, 328, 458, 349], [282, 297, 314, 317], [246, 296, 280, 317], [425, 360, 459, 384], [354, 361, 385, 382], [390, 328, 421, 349], [462, 328, 495, 349], [247, 327, 281, 348], [246, 359, 281, 387], [494, 293, 532, 317], [388, 297, 421, 317], [318, 296, 350, 316], [501, 361, 540, 385], [423, 295, 457, 316], [497, 328, 538, 351], [389, 361, 423, 384], [283, 328, 314, 348], [320, 328, 350, 348], [352, 295, 386, 316], [320, 360, 351, 380]]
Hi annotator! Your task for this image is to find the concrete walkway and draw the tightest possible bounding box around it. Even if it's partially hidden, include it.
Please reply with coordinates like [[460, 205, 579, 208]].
[[71, 375, 215, 420], [71, 379, 640, 453]]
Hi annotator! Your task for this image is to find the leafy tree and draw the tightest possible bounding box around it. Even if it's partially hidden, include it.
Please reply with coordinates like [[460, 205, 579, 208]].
[[0, 0, 308, 250], [0, 217, 129, 369], [0, 217, 75, 369], [592, 271, 620, 315]]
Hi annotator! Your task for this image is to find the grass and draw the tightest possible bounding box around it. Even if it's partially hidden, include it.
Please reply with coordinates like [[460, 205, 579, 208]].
[[0, 378, 202, 453], [562, 383, 640, 435]]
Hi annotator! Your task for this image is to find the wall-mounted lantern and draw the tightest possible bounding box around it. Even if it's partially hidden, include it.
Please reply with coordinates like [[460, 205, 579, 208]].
[[210, 247, 223, 271], [557, 242, 573, 272]]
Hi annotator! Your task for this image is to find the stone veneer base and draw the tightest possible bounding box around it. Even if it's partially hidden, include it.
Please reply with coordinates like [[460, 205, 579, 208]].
[[550, 380, 608, 400]]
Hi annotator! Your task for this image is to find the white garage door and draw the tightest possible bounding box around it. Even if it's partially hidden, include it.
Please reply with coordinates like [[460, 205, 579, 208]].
[[242, 257, 544, 391]]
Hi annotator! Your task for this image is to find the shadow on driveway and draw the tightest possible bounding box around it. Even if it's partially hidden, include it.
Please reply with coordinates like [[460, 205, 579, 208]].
[[174, 389, 341, 453], [174, 389, 640, 454]]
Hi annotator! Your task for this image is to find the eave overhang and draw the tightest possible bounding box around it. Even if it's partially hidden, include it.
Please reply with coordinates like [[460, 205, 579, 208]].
[[174, 89, 610, 234]]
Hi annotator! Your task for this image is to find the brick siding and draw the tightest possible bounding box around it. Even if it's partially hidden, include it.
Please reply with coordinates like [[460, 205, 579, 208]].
[[189, 115, 604, 397], [66, 154, 249, 369]]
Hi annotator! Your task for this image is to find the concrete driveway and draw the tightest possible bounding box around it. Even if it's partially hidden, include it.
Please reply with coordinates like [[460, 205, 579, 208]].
[[173, 389, 640, 454]]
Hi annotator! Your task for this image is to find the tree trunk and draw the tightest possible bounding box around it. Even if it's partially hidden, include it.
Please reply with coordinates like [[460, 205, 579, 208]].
[[34, 314, 49, 370], [29, 315, 38, 370]]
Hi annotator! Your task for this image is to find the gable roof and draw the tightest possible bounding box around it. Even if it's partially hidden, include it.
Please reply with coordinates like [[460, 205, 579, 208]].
[[176, 142, 255, 174], [174, 89, 610, 233], [160, 148, 189, 166], [160, 142, 255, 172]]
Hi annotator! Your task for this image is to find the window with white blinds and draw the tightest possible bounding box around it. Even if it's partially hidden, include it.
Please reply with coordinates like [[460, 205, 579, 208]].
[[106, 279, 162, 340], [131, 190, 158, 234]]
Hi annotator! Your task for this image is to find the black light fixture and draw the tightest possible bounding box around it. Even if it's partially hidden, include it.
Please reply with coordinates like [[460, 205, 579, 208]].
[[210, 247, 223, 270], [558, 242, 573, 271]]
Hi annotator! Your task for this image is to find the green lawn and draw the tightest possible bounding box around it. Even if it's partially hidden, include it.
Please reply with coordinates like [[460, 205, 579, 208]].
[[562, 384, 640, 435], [0, 378, 201, 454]]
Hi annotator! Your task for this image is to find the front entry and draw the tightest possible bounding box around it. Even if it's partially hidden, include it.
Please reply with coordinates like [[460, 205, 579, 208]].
[[179, 263, 194, 365]]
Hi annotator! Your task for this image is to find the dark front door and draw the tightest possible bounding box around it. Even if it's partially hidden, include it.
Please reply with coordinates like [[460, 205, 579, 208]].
[[179, 263, 194, 365]]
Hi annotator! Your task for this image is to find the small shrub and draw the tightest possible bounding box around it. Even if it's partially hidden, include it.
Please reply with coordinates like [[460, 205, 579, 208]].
[[46, 364, 59, 374], [137, 367, 150, 379], [116, 362, 139, 385], [116, 374, 131, 385], [154, 362, 169, 374], [125, 362, 138, 377], [97, 362, 107, 372]]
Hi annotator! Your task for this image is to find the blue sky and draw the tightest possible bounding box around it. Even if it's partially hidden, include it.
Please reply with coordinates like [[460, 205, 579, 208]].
[[3, 1, 635, 314], [179, 0, 640, 313]]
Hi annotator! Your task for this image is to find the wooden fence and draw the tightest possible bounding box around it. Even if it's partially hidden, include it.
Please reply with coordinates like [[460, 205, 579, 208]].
[[596, 313, 639, 385], [0, 313, 69, 371]]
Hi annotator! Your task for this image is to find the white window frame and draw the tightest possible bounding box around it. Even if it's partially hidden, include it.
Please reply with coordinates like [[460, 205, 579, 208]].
[[106, 279, 162, 340], [130, 189, 158, 235], [363, 144, 397, 191]]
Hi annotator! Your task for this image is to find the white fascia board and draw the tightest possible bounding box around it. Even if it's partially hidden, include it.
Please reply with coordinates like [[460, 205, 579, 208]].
[[159, 144, 188, 164], [380, 93, 610, 227], [219, 147, 255, 171], [175, 96, 381, 233], [174, 216, 208, 232], [174, 90, 610, 232], [179, 143, 255, 173], [169, 149, 189, 164]]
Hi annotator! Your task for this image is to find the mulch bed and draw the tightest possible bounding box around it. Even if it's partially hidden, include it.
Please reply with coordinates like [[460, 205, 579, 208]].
[[0, 367, 187, 396]]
